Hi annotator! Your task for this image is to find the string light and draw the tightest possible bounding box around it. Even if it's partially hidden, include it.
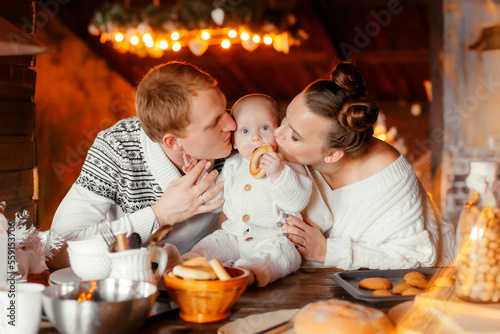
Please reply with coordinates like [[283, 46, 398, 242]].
[[201, 30, 210, 40], [221, 39, 231, 49], [88, 2, 308, 57], [240, 32, 250, 41], [114, 33, 124, 42], [172, 42, 181, 51], [130, 36, 139, 45], [171, 32, 180, 40]]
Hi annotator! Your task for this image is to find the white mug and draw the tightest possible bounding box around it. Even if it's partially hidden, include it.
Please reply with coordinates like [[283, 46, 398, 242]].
[[0, 282, 45, 334], [108, 247, 167, 285]]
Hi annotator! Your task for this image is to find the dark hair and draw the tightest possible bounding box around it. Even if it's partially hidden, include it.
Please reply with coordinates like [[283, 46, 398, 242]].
[[304, 62, 379, 157]]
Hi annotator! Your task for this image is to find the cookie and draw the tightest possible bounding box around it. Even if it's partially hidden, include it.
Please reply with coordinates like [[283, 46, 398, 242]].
[[393, 283, 414, 295], [401, 287, 423, 296], [405, 277, 429, 289], [359, 277, 393, 290], [433, 277, 454, 288], [403, 271, 427, 282], [371, 289, 394, 297]]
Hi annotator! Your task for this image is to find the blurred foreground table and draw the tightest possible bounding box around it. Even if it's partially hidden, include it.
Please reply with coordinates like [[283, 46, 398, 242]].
[[140, 267, 404, 333]]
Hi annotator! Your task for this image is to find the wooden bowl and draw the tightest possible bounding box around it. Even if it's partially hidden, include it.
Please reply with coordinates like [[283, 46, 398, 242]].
[[163, 266, 249, 323]]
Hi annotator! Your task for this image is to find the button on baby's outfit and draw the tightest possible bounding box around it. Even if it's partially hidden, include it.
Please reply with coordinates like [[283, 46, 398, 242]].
[[242, 214, 250, 222], [244, 184, 252, 191]]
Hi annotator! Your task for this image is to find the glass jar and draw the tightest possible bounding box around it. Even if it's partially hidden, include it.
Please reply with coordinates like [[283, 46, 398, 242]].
[[456, 162, 500, 302]]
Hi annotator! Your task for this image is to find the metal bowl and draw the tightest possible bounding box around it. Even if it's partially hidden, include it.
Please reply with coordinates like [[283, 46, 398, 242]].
[[42, 278, 157, 334]]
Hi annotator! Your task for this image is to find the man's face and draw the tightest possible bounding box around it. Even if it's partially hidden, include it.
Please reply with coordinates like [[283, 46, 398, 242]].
[[178, 88, 236, 160]]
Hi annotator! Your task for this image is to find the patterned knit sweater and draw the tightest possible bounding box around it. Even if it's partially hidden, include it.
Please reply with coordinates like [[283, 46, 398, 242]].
[[302, 154, 456, 269], [51, 117, 219, 253]]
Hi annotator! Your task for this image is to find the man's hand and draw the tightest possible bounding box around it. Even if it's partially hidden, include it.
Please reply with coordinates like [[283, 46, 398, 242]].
[[259, 152, 284, 182], [152, 160, 224, 226]]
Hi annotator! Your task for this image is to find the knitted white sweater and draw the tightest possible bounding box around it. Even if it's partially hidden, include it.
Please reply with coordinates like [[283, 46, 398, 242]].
[[219, 153, 318, 237], [303, 155, 456, 269], [51, 117, 219, 254]]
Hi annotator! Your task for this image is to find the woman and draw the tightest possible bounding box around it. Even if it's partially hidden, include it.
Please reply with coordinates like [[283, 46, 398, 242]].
[[275, 62, 455, 270]]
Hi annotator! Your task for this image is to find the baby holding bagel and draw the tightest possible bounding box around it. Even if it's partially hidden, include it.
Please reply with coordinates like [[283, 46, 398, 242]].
[[180, 94, 330, 286]]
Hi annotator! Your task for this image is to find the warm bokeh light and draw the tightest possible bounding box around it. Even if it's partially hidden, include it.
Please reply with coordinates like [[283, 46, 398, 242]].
[[142, 33, 153, 43], [130, 36, 139, 45], [221, 39, 231, 49], [172, 42, 181, 51], [171, 32, 180, 40], [252, 35, 261, 43], [228, 29, 237, 38], [159, 40, 168, 50], [263, 36, 273, 45], [201, 31, 210, 40], [145, 39, 154, 48], [114, 33, 124, 42], [240, 32, 250, 41]]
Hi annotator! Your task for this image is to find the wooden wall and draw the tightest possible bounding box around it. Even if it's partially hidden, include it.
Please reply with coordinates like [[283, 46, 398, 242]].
[[0, 0, 37, 226]]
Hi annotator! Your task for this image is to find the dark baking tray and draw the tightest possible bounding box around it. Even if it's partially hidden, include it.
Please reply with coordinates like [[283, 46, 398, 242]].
[[331, 267, 451, 303]]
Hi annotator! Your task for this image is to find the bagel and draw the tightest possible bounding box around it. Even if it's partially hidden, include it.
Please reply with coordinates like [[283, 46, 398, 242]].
[[249, 144, 273, 179], [172, 264, 218, 280], [208, 258, 232, 281]]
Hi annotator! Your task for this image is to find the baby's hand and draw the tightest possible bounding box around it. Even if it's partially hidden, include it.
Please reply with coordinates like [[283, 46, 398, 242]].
[[259, 152, 284, 182], [182, 154, 199, 174]]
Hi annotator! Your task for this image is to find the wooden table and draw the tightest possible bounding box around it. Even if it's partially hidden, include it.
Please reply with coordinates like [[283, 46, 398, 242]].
[[139, 267, 405, 333]]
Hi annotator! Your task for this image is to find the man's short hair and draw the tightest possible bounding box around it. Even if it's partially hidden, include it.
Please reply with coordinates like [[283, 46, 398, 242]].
[[136, 61, 217, 142]]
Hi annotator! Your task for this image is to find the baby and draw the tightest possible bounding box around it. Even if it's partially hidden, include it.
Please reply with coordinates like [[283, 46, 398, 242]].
[[182, 94, 313, 286]]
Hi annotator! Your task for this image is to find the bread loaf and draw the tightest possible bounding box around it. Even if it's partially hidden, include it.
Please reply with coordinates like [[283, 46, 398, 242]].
[[294, 299, 394, 334]]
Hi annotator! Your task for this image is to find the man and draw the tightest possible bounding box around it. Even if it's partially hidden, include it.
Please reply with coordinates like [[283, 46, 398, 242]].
[[49, 61, 236, 269]]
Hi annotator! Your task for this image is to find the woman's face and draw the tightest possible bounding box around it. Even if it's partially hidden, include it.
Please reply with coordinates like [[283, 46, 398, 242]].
[[275, 92, 332, 166]]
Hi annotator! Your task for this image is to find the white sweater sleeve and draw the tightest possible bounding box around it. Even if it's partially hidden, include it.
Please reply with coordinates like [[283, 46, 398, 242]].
[[51, 184, 156, 242], [269, 163, 312, 213]]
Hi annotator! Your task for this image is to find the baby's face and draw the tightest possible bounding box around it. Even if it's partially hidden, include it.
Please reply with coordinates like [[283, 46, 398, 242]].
[[233, 103, 278, 161]]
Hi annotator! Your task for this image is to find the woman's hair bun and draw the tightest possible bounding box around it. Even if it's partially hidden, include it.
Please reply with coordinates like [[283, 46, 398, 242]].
[[338, 97, 379, 133], [329, 62, 365, 96]]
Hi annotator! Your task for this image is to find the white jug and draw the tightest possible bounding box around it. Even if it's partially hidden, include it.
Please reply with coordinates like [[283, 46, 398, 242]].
[[108, 247, 168, 285]]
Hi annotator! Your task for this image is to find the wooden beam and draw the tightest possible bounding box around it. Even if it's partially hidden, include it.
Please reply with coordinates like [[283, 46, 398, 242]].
[[322, 0, 430, 7], [429, 0, 444, 207], [353, 49, 430, 64], [0, 136, 35, 171]]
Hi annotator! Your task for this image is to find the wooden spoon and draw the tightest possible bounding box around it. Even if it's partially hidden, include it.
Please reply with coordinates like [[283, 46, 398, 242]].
[[149, 225, 172, 248]]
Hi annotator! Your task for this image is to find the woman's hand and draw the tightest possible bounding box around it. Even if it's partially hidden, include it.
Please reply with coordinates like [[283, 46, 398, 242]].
[[152, 160, 224, 226], [181, 153, 199, 174], [280, 214, 327, 263]]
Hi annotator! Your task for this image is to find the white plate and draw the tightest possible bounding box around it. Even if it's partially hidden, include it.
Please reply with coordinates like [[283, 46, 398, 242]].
[[48, 268, 81, 285]]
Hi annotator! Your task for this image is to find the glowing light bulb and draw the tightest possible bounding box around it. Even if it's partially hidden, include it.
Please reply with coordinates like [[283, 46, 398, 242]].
[[221, 39, 231, 49], [159, 40, 168, 50], [114, 33, 124, 42], [142, 33, 153, 43], [252, 35, 260, 43], [228, 30, 237, 38], [172, 42, 181, 51], [130, 36, 140, 45], [171, 32, 180, 40], [201, 30, 210, 40], [263, 36, 273, 45], [240, 32, 250, 41], [145, 39, 154, 48]]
